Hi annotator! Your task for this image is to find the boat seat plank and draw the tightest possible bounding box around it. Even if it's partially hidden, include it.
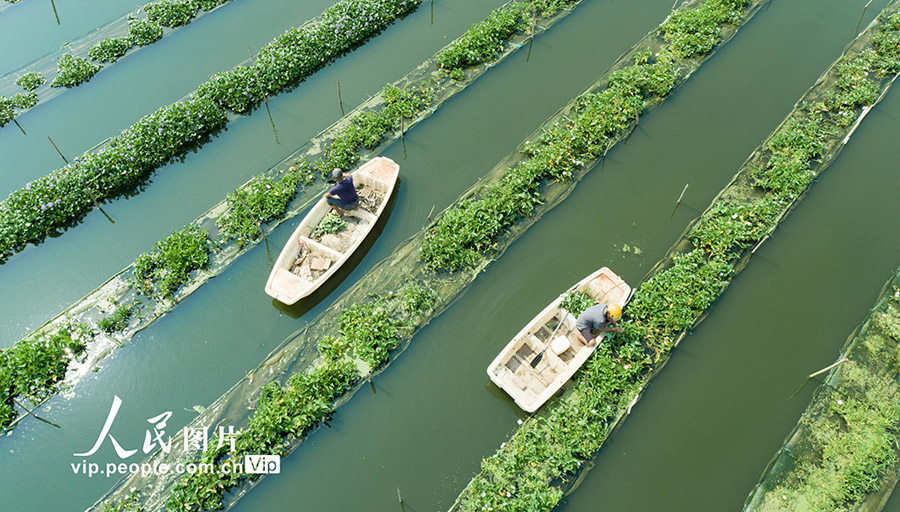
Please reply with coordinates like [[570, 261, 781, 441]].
[[348, 207, 376, 224], [297, 236, 344, 260]]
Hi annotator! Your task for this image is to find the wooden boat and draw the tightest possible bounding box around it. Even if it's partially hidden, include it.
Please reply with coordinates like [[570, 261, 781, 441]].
[[487, 267, 632, 412], [265, 157, 399, 304]]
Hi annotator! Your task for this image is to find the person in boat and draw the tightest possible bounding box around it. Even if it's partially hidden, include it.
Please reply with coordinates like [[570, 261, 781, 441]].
[[324, 168, 359, 215], [574, 303, 623, 347]]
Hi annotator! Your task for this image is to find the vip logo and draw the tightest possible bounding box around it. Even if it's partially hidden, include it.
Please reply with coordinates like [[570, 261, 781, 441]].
[[244, 455, 281, 474]]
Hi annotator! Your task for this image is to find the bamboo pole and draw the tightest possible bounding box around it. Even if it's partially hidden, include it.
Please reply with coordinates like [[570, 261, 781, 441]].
[[13, 118, 26, 135], [525, 4, 537, 62], [337, 79, 345, 116], [11, 398, 61, 429], [855, 0, 874, 37], [48, 136, 69, 164], [51, 0, 61, 25], [49, 136, 115, 223], [670, 183, 689, 217], [790, 357, 849, 399]]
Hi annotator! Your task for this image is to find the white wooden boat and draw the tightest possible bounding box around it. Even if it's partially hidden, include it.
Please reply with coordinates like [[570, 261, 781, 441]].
[[265, 157, 399, 304], [487, 267, 632, 412]]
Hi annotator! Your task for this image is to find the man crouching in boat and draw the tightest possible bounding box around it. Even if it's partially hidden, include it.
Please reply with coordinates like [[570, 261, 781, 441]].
[[574, 303, 623, 347], [324, 168, 359, 215]]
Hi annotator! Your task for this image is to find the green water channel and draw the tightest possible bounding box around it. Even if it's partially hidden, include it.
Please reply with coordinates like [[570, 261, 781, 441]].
[[2, 0, 897, 511]]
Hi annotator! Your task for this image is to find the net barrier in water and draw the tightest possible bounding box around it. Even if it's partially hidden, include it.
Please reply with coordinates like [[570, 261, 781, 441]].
[[89, 0, 771, 509], [0, 0, 582, 434], [446, 3, 900, 511]]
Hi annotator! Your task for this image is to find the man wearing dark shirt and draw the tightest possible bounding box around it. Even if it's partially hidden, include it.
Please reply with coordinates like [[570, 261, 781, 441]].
[[324, 168, 359, 215]]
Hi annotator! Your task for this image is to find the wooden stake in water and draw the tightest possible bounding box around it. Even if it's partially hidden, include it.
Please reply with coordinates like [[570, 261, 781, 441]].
[[11, 398, 61, 429], [13, 118, 26, 135], [249, 48, 280, 145], [337, 79, 345, 116], [751, 233, 771, 254], [525, 4, 537, 63], [48, 136, 69, 164], [855, 0, 873, 37], [51, 0, 61, 25], [764, 0, 775, 13], [427, 204, 435, 220], [48, 136, 115, 223], [400, 113, 407, 159], [669, 183, 689, 218], [790, 357, 848, 399], [397, 488, 406, 512], [430, 0, 434, 25]]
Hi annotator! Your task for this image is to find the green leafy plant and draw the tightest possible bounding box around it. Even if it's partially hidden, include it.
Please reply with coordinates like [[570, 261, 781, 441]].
[[16, 71, 45, 91], [0, 97, 14, 128], [422, 55, 675, 272], [339, 300, 399, 368], [194, 0, 228, 10], [89, 37, 134, 63], [144, 0, 197, 27], [311, 213, 347, 237], [560, 290, 595, 316], [399, 284, 436, 315], [436, 3, 527, 73], [0, 323, 91, 430], [12, 92, 37, 110], [101, 489, 144, 512], [51, 54, 100, 88], [217, 171, 309, 247], [128, 18, 164, 46], [97, 303, 136, 333], [131, 226, 210, 299], [689, 198, 781, 257]]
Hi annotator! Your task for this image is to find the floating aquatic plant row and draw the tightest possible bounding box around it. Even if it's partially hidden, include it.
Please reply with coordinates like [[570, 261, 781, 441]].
[[448, 4, 900, 511], [91, 0, 767, 509], [744, 267, 900, 512], [0, 1, 234, 128], [0, 0, 425, 263], [1, 0, 582, 438], [420, 0, 749, 272]]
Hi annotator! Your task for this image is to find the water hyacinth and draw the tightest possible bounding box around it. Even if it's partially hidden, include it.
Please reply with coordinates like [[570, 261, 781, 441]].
[[51, 54, 101, 88], [15, 71, 45, 91]]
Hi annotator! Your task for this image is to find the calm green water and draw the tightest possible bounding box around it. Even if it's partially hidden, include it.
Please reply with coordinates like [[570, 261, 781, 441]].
[[1, 0, 898, 511]]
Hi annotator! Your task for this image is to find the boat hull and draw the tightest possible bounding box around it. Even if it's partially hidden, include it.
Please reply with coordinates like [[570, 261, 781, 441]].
[[487, 267, 632, 412], [264, 157, 400, 304]]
